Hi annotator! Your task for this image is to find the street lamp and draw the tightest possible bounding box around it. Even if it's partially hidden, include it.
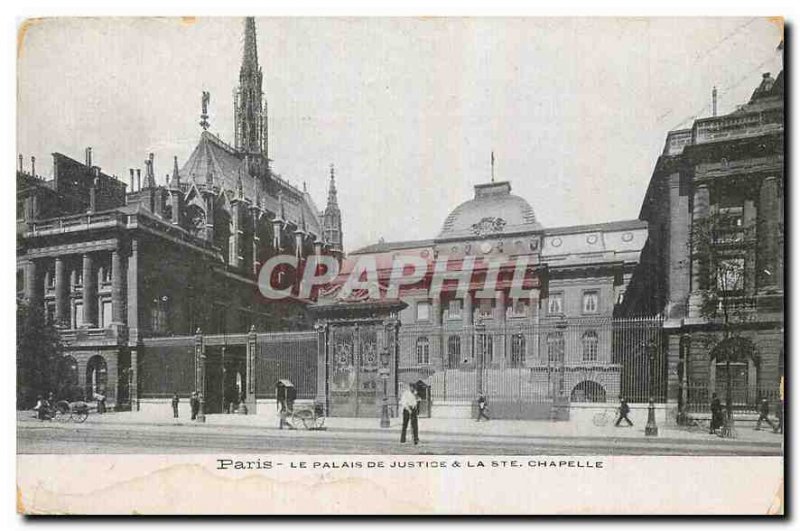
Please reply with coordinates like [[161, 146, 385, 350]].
[[645, 340, 658, 437], [379, 347, 391, 428]]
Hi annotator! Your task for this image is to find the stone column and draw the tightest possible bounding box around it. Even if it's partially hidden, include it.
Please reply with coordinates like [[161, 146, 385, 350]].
[[111, 249, 124, 325], [245, 325, 258, 414], [668, 172, 691, 315], [194, 329, 206, 422], [82, 253, 96, 327], [24, 260, 40, 307], [757, 176, 779, 289], [127, 240, 140, 347], [689, 184, 710, 317], [54, 257, 67, 326], [129, 347, 139, 411], [743, 198, 757, 293], [315, 322, 328, 413], [464, 292, 473, 326]]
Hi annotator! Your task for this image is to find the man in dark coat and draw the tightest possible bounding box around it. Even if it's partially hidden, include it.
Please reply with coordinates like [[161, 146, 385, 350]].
[[171, 392, 180, 418], [190, 391, 199, 421], [614, 397, 633, 427], [710, 393, 722, 434], [476, 392, 490, 422], [755, 398, 776, 431]]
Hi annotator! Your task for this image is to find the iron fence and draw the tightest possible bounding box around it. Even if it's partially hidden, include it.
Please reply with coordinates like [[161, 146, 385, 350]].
[[684, 383, 782, 415], [396, 316, 665, 415]]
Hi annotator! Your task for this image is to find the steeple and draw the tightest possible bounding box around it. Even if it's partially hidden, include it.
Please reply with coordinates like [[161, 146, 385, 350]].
[[326, 164, 339, 209], [171, 155, 181, 188], [323, 163, 343, 257], [234, 17, 267, 157]]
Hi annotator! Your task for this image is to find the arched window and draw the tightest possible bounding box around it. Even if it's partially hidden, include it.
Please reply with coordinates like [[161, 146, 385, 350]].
[[582, 331, 599, 361], [511, 334, 526, 367], [447, 336, 461, 368], [85, 355, 108, 399], [416, 337, 430, 365], [547, 332, 564, 363]]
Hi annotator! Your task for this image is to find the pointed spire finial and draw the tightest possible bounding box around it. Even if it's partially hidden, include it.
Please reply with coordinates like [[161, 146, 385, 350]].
[[172, 156, 180, 187], [243, 17, 259, 71], [491, 150, 495, 183], [200, 91, 210, 131]]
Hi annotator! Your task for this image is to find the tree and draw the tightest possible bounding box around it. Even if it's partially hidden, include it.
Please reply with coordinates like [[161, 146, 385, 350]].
[[17, 299, 63, 409], [690, 210, 757, 438]]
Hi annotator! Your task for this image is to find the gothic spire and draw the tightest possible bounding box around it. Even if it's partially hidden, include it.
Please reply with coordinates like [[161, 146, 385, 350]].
[[326, 163, 339, 209], [235, 17, 266, 156], [172, 156, 180, 188], [242, 17, 259, 74]]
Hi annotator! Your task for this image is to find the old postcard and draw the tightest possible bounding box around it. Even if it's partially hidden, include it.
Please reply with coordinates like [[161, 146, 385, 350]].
[[15, 16, 784, 515]]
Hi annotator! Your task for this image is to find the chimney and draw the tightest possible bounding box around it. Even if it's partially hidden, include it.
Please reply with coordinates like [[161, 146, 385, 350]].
[[31, 156, 35, 177], [136, 169, 141, 191], [712, 86, 718, 117], [129, 169, 135, 191], [85, 147, 92, 167]]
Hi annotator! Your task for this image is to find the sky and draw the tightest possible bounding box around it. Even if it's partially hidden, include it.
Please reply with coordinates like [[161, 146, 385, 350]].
[[17, 17, 783, 252]]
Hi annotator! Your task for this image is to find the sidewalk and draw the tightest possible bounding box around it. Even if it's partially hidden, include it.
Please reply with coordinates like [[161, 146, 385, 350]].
[[23, 409, 783, 447]]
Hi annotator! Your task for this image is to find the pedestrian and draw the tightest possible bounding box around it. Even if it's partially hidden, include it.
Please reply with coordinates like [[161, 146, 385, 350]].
[[774, 401, 783, 434], [476, 392, 490, 422], [614, 396, 633, 427], [93, 391, 106, 414], [755, 398, 776, 431], [278, 394, 289, 429], [399, 382, 420, 445], [33, 394, 49, 420], [190, 391, 199, 420], [709, 392, 722, 434], [171, 392, 180, 418]]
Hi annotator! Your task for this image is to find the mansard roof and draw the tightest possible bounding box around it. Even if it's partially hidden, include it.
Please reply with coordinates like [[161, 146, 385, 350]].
[[180, 131, 322, 235]]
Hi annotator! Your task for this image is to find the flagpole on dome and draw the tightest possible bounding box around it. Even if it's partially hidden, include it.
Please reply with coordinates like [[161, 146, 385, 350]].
[[491, 150, 495, 183]]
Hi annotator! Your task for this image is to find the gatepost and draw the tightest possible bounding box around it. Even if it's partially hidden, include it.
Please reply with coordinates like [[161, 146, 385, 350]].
[[244, 325, 257, 414], [194, 328, 206, 422]]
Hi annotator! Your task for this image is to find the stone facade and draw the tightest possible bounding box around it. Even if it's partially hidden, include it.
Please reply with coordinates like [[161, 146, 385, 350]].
[[619, 65, 784, 412], [348, 180, 649, 406]]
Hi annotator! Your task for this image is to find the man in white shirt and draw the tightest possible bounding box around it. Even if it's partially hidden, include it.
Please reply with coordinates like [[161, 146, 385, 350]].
[[399, 382, 419, 445]]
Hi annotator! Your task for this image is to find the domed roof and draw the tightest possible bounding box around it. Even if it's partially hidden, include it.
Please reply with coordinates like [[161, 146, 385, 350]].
[[438, 181, 543, 239]]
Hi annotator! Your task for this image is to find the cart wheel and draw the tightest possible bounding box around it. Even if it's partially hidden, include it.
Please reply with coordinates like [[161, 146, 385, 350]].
[[53, 409, 65, 422], [72, 410, 89, 423], [314, 416, 325, 429], [292, 409, 313, 429]]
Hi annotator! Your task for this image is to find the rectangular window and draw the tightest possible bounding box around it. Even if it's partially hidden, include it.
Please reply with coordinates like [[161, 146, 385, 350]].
[[582, 291, 599, 314], [101, 300, 113, 328], [510, 299, 528, 318], [416, 301, 431, 322], [547, 293, 563, 315], [17, 269, 24, 294], [477, 298, 494, 319], [447, 299, 462, 320], [717, 258, 745, 293], [73, 302, 83, 328]]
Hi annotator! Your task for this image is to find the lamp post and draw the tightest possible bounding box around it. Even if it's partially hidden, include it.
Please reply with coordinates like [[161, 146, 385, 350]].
[[645, 340, 658, 436], [379, 347, 391, 428]]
